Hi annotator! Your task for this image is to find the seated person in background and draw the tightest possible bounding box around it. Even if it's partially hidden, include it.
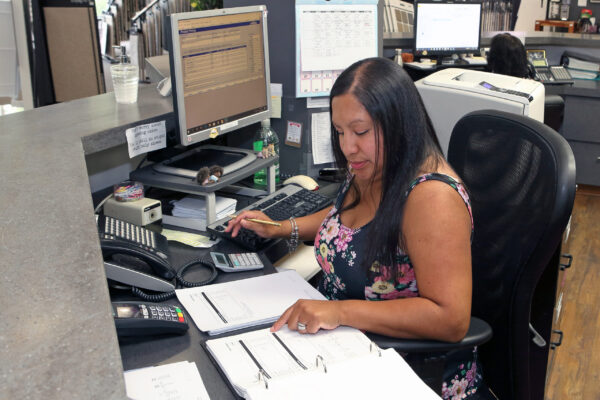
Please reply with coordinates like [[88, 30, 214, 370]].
[[487, 32, 532, 79], [227, 57, 492, 399]]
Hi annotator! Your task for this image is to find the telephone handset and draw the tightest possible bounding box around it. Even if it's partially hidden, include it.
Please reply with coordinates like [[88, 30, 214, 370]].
[[97, 215, 176, 289], [97, 215, 218, 300]]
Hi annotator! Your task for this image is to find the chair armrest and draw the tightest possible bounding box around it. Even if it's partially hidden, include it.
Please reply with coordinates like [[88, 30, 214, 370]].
[[366, 317, 492, 353]]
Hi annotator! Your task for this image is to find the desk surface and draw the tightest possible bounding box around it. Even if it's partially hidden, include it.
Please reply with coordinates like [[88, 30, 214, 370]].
[[117, 239, 278, 399], [545, 78, 600, 98]]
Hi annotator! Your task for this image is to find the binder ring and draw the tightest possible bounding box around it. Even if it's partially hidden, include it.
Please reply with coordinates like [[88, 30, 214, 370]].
[[257, 369, 269, 389], [316, 355, 327, 373], [370, 341, 382, 357]]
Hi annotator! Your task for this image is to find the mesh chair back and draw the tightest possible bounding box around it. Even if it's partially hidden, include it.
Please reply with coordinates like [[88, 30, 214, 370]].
[[447, 110, 576, 400]]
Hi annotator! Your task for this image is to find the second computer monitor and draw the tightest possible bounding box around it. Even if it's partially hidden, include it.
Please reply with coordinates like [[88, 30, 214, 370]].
[[168, 6, 272, 147], [414, 0, 482, 59]]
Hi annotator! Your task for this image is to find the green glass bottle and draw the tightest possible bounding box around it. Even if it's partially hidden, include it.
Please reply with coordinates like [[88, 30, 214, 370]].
[[253, 119, 280, 186]]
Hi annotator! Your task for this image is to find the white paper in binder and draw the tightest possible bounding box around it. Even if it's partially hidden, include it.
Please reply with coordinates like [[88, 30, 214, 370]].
[[176, 270, 325, 336], [206, 325, 441, 400]]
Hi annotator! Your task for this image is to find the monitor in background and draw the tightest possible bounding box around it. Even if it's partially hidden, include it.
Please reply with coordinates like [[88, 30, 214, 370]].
[[414, 0, 482, 64], [157, 6, 272, 178]]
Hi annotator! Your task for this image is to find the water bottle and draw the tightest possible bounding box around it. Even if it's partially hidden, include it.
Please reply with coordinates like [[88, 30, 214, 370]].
[[253, 119, 280, 186]]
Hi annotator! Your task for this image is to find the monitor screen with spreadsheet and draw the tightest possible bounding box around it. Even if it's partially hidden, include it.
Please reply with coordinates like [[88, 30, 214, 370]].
[[168, 6, 272, 146]]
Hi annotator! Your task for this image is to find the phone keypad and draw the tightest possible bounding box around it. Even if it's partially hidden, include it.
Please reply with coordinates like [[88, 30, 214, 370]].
[[551, 66, 572, 81], [147, 304, 185, 322], [105, 216, 155, 247]]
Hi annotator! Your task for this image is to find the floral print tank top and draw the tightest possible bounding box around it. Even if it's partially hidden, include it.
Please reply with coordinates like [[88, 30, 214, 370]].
[[314, 172, 484, 399]]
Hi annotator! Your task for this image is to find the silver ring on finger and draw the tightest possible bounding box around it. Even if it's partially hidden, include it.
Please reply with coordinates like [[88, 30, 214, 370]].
[[297, 322, 307, 331]]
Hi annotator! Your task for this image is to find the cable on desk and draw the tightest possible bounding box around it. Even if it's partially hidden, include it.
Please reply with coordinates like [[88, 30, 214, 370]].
[[176, 258, 218, 288], [131, 285, 176, 302], [130, 258, 218, 301]]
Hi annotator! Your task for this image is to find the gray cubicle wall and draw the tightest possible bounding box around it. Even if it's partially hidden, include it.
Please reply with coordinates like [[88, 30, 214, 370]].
[[224, 0, 384, 178]]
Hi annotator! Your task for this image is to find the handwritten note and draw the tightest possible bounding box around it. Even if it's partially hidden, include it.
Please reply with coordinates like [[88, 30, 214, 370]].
[[125, 120, 167, 158], [124, 361, 210, 400]]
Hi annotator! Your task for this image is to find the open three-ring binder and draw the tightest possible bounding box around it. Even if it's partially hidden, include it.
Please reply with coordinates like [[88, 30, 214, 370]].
[[205, 325, 441, 399]]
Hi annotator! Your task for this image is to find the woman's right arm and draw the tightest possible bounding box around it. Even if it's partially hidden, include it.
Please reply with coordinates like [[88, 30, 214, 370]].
[[225, 206, 332, 241]]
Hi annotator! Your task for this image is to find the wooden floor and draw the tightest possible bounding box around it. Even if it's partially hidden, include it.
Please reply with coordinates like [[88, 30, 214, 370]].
[[545, 185, 600, 400]]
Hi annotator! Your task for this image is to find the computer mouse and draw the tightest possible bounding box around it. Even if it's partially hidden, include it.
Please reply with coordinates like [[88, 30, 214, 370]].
[[283, 175, 319, 191]]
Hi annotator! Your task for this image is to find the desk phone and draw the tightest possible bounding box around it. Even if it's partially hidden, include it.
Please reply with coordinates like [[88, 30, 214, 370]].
[[527, 49, 574, 85]]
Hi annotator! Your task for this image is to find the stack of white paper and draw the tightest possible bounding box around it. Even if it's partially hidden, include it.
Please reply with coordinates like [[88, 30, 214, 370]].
[[124, 361, 210, 400], [176, 270, 326, 335], [172, 195, 237, 219], [163, 195, 237, 231]]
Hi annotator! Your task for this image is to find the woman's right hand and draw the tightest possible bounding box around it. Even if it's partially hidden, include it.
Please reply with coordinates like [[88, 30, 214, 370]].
[[224, 210, 287, 239]]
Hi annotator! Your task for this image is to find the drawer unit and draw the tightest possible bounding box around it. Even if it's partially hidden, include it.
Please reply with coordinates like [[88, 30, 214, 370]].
[[567, 140, 600, 186], [561, 96, 600, 143]]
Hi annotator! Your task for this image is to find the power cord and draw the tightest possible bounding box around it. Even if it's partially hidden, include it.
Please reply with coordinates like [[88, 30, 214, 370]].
[[129, 257, 218, 302]]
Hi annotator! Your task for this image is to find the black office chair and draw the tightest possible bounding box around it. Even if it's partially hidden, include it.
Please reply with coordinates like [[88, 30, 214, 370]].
[[369, 110, 576, 400]]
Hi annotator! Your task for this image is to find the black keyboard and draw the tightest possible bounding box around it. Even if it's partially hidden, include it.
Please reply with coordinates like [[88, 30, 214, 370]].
[[207, 185, 332, 251]]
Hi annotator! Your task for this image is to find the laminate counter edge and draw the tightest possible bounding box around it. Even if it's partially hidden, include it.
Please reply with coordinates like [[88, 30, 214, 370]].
[[383, 31, 600, 50], [0, 85, 174, 399]]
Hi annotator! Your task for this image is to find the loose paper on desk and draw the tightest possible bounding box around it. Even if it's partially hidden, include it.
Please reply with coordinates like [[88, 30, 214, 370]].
[[176, 270, 325, 335], [124, 361, 210, 400], [311, 112, 334, 164], [274, 242, 321, 281], [206, 325, 441, 400], [160, 228, 218, 248], [126, 120, 166, 158]]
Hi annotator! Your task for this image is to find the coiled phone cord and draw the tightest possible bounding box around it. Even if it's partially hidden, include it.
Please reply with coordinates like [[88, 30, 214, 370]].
[[131, 258, 218, 302]]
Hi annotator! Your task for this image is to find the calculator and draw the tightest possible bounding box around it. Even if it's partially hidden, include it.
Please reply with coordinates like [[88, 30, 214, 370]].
[[210, 251, 265, 272]]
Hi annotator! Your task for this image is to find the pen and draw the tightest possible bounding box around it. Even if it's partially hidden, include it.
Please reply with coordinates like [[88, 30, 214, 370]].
[[228, 214, 281, 227]]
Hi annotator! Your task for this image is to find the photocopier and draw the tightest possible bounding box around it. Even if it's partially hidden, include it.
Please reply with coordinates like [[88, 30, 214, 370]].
[[415, 68, 545, 156]]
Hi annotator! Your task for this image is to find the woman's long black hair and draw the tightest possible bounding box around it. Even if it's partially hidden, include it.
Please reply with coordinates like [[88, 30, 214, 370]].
[[487, 33, 530, 78], [329, 57, 443, 274]]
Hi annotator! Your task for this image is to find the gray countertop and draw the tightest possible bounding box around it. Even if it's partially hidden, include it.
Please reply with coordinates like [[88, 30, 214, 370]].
[[384, 30, 600, 49], [0, 85, 174, 399]]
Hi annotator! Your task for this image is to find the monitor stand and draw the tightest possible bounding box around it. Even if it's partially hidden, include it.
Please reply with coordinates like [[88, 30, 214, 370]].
[[151, 145, 257, 179]]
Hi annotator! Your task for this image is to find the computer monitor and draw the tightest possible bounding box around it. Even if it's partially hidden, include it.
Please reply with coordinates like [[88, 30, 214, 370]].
[[155, 6, 272, 178], [168, 6, 271, 146], [413, 0, 482, 60]]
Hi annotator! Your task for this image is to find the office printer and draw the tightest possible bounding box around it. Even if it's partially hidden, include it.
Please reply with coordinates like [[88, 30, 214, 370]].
[[415, 69, 545, 156]]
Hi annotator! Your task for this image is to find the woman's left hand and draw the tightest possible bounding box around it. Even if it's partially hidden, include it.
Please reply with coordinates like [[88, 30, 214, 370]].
[[270, 299, 342, 334]]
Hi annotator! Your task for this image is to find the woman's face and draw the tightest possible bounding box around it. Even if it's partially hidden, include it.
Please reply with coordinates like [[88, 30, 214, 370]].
[[332, 93, 383, 184]]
